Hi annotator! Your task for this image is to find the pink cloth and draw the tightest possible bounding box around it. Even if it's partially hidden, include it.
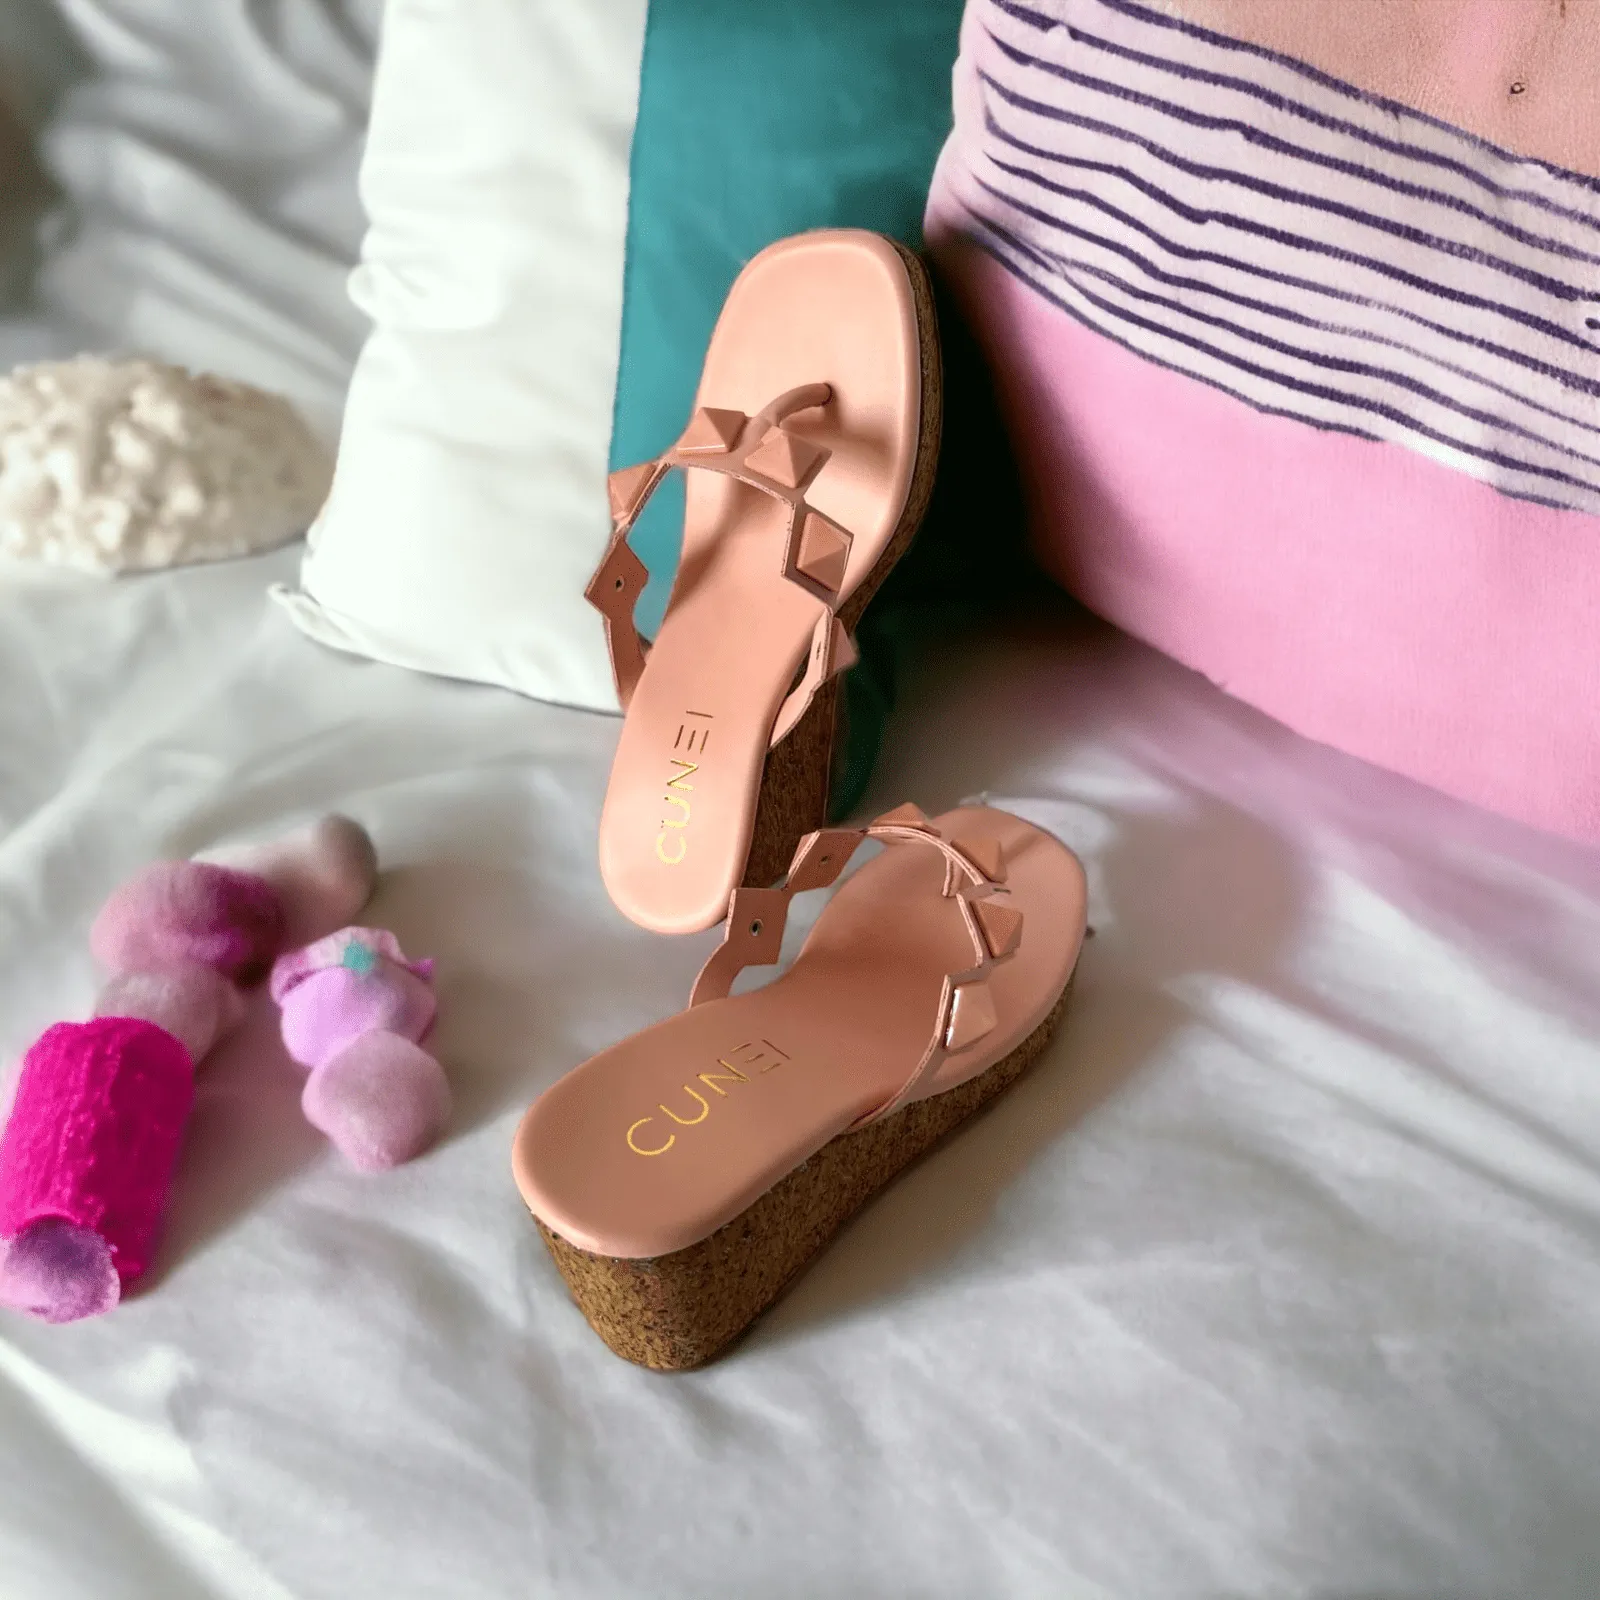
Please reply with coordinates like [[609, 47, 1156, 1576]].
[[923, 0, 1600, 842], [0, 1018, 194, 1290], [923, 235, 1600, 842]]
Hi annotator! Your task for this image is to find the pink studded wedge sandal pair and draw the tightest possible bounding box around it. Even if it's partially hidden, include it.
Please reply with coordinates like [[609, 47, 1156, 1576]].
[[513, 231, 1088, 1370]]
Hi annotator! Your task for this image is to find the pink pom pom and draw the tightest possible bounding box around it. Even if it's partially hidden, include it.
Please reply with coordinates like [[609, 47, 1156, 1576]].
[[94, 964, 246, 1063], [271, 928, 436, 1071], [208, 815, 379, 948], [270, 928, 449, 1172], [0, 1219, 120, 1324], [90, 861, 285, 984], [301, 1035, 452, 1173]]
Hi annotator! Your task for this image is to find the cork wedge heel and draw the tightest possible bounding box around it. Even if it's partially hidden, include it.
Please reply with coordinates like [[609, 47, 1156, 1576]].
[[534, 986, 1071, 1371], [514, 803, 1089, 1370], [587, 231, 943, 935]]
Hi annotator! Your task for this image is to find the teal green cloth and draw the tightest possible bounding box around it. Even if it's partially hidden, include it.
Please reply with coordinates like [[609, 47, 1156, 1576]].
[[609, 0, 968, 818]]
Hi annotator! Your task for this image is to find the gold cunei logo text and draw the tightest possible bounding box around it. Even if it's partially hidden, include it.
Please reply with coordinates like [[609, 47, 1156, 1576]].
[[656, 712, 713, 866], [625, 1039, 792, 1156]]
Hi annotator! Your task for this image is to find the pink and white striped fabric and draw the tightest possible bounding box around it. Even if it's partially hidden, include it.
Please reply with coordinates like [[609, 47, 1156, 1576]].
[[927, 0, 1600, 842]]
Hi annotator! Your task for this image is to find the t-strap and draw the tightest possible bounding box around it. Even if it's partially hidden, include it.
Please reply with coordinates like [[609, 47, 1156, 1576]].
[[585, 385, 860, 744], [687, 803, 1026, 1127]]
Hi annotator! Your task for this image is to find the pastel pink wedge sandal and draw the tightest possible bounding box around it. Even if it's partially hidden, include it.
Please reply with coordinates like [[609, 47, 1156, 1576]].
[[514, 802, 1087, 1369], [587, 230, 942, 934]]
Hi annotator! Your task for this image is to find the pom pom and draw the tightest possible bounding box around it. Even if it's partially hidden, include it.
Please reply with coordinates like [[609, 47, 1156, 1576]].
[[0, 1219, 120, 1325], [277, 963, 436, 1072], [301, 1035, 452, 1173], [94, 964, 246, 1063], [91, 861, 285, 984], [205, 815, 378, 947], [272, 927, 435, 1071]]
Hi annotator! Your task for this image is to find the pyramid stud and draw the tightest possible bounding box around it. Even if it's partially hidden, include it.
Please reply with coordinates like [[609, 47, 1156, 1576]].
[[829, 616, 859, 676], [678, 407, 746, 455], [745, 426, 823, 489], [974, 898, 1024, 960], [953, 834, 1007, 885], [944, 981, 998, 1051], [794, 512, 851, 594], [874, 802, 933, 831], [608, 462, 657, 524]]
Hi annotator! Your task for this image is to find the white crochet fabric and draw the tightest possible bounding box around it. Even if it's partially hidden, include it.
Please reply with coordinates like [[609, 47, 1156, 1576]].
[[0, 357, 332, 573]]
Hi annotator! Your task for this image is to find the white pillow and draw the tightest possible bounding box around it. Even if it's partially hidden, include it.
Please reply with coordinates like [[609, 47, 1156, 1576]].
[[272, 0, 650, 714]]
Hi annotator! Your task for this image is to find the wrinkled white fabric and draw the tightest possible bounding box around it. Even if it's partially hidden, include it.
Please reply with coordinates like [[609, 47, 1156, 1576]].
[[20, 0, 380, 437], [2, 548, 1600, 1597]]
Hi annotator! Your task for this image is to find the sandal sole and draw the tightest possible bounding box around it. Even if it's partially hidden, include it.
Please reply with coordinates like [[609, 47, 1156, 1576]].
[[535, 976, 1071, 1371]]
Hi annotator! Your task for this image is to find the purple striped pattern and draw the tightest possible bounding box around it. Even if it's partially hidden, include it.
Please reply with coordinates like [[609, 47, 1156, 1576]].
[[940, 0, 1600, 515]]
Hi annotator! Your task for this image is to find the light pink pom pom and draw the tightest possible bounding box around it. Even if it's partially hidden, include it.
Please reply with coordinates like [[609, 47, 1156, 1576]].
[[94, 964, 246, 1063], [90, 861, 285, 983], [301, 1034, 452, 1173]]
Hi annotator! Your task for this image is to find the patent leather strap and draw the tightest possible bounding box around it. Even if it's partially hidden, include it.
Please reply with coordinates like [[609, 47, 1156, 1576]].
[[688, 802, 1025, 1125], [586, 384, 860, 739]]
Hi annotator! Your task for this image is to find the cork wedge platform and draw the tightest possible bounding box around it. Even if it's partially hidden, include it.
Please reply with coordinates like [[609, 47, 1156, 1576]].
[[586, 230, 943, 935], [514, 803, 1089, 1370]]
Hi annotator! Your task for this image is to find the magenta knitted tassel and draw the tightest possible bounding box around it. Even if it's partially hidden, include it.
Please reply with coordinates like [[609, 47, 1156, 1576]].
[[0, 1018, 195, 1290]]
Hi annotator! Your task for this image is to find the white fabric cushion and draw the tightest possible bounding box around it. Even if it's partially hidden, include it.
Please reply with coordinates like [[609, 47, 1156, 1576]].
[[273, 0, 650, 714]]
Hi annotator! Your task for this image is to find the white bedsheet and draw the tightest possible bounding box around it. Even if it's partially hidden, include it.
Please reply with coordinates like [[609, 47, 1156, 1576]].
[[3, 544, 1600, 1598], [4, 0, 379, 438], [6, 2, 1600, 1592]]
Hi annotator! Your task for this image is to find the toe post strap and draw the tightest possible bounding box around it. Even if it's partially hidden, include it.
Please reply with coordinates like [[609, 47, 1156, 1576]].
[[768, 613, 859, 748], [677, 407, 747, 455], [586, 383, 860, 720], [688, 830, 860, 1008], [944, 980, 999, 1052], [859, 804, 1026, 1122], [688, 808, 1026, 1119], [583, 535, 651, 707], [688, 885, 790, 1008]]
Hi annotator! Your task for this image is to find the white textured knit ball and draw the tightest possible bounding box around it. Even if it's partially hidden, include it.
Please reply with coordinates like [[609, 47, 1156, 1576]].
[[0, 356, 333, 573]]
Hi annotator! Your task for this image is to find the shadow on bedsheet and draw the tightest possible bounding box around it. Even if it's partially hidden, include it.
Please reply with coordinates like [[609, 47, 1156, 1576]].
[[145, 993, 327, 1289], [754, 597, 1600, 1352], [752, 606, 1317, 1351]]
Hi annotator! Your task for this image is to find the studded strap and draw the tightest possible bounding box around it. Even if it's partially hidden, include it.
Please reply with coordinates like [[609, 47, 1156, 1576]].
[[585, 384, 860, 734], [687, 803, 1025, 1127]]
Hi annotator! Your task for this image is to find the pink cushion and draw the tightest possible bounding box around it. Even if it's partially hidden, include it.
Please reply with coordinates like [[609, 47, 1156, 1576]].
[[926, 0, 1600, 841]]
